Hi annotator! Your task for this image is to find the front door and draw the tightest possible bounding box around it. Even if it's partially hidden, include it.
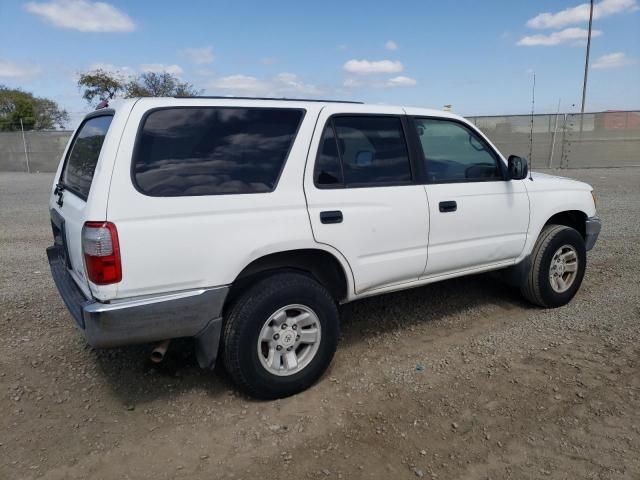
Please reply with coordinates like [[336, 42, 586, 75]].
[[408, 116, 530, 277]]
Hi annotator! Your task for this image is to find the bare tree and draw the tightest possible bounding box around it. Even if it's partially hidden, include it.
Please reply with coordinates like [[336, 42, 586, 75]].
[[78, 69, 201, 107]]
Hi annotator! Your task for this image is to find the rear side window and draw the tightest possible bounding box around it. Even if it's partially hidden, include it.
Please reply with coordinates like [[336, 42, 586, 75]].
[[61, 115, 113, 199], [315, 116, 412, 188], [133, 107, 304, 196]]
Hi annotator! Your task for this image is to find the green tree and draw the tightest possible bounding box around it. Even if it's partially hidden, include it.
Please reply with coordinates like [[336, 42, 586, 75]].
[[77, 69, 201, 106], [77, 69, 125, 106], [0, 85, 69, 131]]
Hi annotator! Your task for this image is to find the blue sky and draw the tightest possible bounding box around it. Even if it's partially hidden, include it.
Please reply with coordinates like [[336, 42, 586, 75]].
[[1, 0, 639, 126]]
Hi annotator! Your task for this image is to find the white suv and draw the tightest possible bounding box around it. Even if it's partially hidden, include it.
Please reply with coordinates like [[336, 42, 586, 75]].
[[47, 97, 601, 399]]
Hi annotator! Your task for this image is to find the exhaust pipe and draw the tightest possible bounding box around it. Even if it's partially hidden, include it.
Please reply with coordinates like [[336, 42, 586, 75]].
[[150, 340, 171, 363]]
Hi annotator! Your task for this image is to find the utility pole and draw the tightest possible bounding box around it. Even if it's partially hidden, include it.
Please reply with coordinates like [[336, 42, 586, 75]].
[[580, 0, 594, 132], [20, 118, 31, 174]]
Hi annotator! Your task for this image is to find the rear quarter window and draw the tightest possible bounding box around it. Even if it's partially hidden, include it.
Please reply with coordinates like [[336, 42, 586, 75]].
[[132, 107, 304, 196], [61, 114, 113, 199]]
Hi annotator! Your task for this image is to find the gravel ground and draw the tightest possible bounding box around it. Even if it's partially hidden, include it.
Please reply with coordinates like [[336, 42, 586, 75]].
[[1, 168, 639, 480]]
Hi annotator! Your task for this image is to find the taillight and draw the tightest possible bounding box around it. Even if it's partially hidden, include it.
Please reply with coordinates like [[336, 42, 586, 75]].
[[81, 221, 122, 285]]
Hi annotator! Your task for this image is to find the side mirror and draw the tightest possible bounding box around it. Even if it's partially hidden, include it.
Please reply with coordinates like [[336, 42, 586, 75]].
[[507, 155, 528, 180]]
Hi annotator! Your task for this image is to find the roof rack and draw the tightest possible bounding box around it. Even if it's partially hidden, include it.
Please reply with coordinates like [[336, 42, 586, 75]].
[[171, 95, 363, 104]]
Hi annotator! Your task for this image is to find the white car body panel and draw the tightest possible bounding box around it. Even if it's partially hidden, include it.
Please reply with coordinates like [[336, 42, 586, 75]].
[[422, 179, 530, 277], [518, 172, 596, 262], [49, 98, 598, 306]]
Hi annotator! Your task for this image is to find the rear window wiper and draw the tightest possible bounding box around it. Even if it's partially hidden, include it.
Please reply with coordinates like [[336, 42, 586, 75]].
[[54, 182, 66, 195], [54, 182, 67, 206]]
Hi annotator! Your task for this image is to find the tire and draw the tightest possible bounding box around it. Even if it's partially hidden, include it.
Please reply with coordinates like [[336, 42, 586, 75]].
[[521, 224, 587, 308], [222, 272, 339, 399]]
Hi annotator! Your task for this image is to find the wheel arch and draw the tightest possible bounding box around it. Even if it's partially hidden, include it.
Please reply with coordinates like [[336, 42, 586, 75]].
[[226, 248, 353, 309], [515, 207, 590, 276], [543, 210, 588, 239]]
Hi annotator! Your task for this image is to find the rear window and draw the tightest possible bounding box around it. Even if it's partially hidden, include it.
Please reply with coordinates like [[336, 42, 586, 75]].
[[132, 107, 304, 196], [61, 114, 113, 199]]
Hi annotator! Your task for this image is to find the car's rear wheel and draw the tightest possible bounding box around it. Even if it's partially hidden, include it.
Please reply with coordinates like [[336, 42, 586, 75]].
[[521, 224, 586, 307], [222, 272, 339, 399]]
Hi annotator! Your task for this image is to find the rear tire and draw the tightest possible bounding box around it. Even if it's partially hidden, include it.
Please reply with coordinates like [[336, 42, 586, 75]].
[[521, 224, 586, 308], [222, 272, 339, 399]]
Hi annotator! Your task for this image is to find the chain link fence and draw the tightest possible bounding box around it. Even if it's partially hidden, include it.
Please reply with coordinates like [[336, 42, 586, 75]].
[[0, 130, 71, 173], [468, 110, 640, 169], [1, 111, 639, 172]]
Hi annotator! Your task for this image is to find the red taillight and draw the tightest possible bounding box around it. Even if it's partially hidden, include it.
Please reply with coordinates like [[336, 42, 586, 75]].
[[81, 221, 122, 285]]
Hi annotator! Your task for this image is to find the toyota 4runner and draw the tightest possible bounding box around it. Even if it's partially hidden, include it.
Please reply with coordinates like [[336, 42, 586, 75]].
[[47, 97, 601, 399]]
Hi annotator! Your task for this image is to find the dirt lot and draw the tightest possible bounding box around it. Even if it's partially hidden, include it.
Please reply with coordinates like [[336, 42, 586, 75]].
[[1, 168, 639, 480]]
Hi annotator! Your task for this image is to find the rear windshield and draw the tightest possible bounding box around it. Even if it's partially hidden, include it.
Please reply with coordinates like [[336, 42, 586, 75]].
[[61, 114, 113, 199], [132, 107, 304, 196]]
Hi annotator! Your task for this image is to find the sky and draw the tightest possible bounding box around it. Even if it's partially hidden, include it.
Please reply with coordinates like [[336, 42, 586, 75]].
[[0, 0, 639, 127]]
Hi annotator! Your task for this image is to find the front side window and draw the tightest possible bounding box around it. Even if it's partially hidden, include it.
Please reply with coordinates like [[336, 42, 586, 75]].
[[133, 107, 304, 196], [61, 114, 113, 199], [414, 118, 502, 183]]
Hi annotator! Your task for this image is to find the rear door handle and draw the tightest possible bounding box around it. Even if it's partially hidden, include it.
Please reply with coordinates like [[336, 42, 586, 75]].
[[439, 201, 457, 213], [320, 210, 343, 224]]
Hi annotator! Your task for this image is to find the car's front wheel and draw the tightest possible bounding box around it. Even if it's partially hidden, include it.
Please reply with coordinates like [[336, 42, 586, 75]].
[[521, 224, 587, 307], [222, 272, 339, 399]]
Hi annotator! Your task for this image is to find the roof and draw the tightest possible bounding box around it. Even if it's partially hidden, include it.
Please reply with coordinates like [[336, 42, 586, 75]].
[[173, 95, 364, 104], [99, 97, 465, 123]]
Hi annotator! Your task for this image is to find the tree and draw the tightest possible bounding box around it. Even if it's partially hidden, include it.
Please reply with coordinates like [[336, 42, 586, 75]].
[[77, 69, 201, 106], [77, 69, 125, 106], [0, 85, 69, 131], [125, 72, 201, 97]]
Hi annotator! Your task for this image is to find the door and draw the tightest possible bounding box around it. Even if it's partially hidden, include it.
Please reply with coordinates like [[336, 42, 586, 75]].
[[50, 113, 114, 295], [409, 116, 530, 277], [304, 107, 429, 294]]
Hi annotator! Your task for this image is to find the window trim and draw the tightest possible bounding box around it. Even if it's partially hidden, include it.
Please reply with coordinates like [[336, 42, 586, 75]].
[[58, 110, 115, 201], [409, 116, 509, 185], [130, 106, 307, 197], [313, 113, 417, 189], [312, 118, 345, 189]]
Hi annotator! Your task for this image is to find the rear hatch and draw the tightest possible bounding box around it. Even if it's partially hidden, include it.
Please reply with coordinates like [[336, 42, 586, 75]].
[[50, 112, 114, 298]]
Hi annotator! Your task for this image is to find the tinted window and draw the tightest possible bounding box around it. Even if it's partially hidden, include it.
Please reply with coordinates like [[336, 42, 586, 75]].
[[133, 107, 303, 196], [333, 116, 411, 186], [414, 118, 501, 183], [61, 115, 113, 199], [314, 123, 343, 186]]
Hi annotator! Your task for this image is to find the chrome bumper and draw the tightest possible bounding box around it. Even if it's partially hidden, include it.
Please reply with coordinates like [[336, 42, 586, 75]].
[[585, 216, 602, 251], [47, 246, 228, 368]]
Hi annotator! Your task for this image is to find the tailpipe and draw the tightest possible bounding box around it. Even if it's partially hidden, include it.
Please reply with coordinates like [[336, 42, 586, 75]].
[[150, 340, 171, 363]]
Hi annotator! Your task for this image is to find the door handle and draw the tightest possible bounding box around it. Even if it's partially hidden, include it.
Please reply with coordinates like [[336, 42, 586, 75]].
[[320, 210, 343, 224], [439, 201, 457, 213]]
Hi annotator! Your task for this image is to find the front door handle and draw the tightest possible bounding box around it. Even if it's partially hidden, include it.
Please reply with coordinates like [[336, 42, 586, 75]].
[[439, 201, 457, 213], [320, 210, 343, 224]]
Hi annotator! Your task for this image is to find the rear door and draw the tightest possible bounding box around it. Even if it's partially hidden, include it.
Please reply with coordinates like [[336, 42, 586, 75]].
[[304, 106, 429, 294], [50, 112, 114, 296]]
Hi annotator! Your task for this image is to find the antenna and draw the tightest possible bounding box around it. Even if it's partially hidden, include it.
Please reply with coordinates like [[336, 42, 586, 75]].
[[528, 72, 535, 181]]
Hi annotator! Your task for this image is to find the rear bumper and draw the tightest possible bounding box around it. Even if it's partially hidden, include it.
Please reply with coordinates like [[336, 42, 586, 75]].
[[585, 216, 602, 251], [47, 246, 228, 367]]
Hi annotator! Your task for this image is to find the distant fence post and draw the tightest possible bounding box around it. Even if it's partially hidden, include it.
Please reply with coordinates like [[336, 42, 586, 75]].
[[20, 118, 31, 173]]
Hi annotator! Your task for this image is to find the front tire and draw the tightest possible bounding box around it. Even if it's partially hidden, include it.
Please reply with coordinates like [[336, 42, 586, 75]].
[[521, 224, 587, 308], [222, 272, 339, 399]]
